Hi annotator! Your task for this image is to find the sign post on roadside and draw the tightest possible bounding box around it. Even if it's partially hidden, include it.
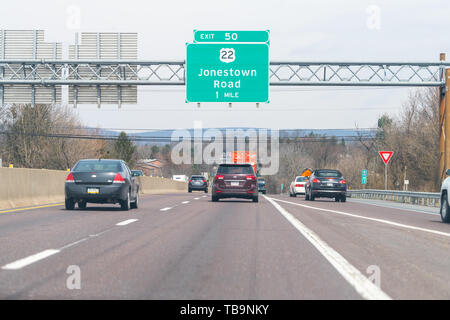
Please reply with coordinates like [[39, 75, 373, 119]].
[[379, 151, 394, 190]]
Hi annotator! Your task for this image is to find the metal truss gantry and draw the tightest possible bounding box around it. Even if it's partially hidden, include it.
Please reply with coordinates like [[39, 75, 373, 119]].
[[0, 59, 449, 87]]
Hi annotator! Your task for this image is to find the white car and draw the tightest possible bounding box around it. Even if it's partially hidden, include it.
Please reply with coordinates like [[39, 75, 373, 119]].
[[289, 176, 308, 197], [440, 169, 450, 223]]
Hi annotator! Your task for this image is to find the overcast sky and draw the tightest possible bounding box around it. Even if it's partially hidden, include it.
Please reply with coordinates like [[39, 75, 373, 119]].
[[2, 0, 450, 131]]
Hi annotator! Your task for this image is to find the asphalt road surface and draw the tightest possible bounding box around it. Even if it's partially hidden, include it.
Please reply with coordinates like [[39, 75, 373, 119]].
[[0, 192, 449, 299]]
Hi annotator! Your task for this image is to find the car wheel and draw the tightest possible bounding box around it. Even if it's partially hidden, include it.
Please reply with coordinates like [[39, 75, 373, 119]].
[[131, 192, 139, 209], [253, 196, 259, 203], [310, 192, 315, 201], [65, 199, 75, 210], [341, 195, 347, 203], [188, 188, 192, 193], [293, 193, 297, 197], [263, 191, 266, 195], [204, 188, 208, 193], [335, 197, 340, 202], [78, 201, 87, 210], [212, 195, 219, 202], [121, 191, 130, 211], [441, 193, 450, 223]]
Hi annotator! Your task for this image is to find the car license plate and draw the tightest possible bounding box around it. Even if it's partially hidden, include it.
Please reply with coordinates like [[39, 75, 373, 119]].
[[87, 188, 99, 194], [231, 181, 239, 187], [327, 183, 334, 187]]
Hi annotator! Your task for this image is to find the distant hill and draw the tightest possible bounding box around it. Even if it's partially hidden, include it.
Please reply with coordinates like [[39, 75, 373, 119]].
[[95, 127, 377, 145]]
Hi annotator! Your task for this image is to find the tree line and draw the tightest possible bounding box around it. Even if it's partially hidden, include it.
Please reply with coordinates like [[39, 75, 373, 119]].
[[0, 87, 441, 192]]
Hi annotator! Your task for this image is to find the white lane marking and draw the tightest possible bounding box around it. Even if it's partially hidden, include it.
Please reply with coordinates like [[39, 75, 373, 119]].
[[270, 197, 450, 238], [182, 201, 190, 204], [348, 199, 439, 216], [263, 195, 391, 300], [116, 219, 138, 226], [160, 207, 172, 211], [194, 197, 200, 200], [202, 196, 207, 198], [2, 249, 60, 270]]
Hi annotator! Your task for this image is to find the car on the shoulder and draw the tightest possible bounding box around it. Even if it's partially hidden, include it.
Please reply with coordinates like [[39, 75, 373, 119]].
[[211, 163, 258, 202], [305, 169, 347, 202], [289, 176, 308, 197], [65, 159, 139, 211], [188, 175, 208, 193], [440, 169, 450, 223], [257, 178, 267, 194]]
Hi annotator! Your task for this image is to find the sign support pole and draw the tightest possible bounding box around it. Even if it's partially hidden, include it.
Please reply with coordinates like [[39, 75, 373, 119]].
[[385, 164, 388, 190]]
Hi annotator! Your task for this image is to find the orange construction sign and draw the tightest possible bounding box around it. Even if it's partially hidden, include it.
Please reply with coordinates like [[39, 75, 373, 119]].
[[232, 151, 258, 175]]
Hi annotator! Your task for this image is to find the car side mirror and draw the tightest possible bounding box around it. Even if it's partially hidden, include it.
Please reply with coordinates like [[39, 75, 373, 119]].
[[447, 169, 450, 176]]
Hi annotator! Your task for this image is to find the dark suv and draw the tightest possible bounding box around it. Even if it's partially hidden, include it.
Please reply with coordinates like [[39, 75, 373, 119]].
[[188, 175, 208, 193], [212, 164, 258, 202], [305, 169, 347, 202]]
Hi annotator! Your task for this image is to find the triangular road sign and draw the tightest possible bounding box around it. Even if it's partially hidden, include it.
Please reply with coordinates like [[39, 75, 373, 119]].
[[379, 151, 394, 165]]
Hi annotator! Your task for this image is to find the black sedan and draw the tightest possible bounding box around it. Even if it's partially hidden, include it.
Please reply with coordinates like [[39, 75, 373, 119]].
[[188, 175, 208, 193], [65, 159, 139, 210], [305, 169, 347, 202]]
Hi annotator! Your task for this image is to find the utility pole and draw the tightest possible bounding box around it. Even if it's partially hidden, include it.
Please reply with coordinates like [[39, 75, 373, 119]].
[[439, 53, 450, 182]]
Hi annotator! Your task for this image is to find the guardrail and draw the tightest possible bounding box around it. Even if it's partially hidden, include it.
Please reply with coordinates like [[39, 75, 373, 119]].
[[347, 189, 441, 207]]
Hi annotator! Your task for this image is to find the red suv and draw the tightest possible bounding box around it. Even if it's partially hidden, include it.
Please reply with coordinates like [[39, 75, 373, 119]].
[[212, 164, 258, 202]]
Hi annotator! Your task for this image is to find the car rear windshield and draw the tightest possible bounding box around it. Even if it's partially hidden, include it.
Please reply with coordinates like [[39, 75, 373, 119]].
[[296, 177, 307, 182], [73, 160, 122, 173], [191, 176, 206, 180], [217, 165, 254, 174], [315, 170, 342, 177]]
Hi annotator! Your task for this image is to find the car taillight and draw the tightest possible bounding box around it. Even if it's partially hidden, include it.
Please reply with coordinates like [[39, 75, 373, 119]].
[[66, 172, 74, 183], [215, 175, 224, 180], [246, 175, 256, 181], [340, 179, 346, 184], [312, 178, 320, 183], [189, 180, 193, 183], [296, 184, 304, 187], [113, 173, 126, 183], [202, 180, 206, 183]]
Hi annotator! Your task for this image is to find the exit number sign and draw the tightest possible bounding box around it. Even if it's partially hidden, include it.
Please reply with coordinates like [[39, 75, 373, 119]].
[[186, 31, 270, 103], [193, 30, 270, 43]]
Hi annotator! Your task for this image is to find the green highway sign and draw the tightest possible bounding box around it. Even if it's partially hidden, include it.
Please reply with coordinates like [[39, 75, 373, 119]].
[[362, 169, 367, 185], [194, 30, 270, 43], [186, 43, 269, 103]]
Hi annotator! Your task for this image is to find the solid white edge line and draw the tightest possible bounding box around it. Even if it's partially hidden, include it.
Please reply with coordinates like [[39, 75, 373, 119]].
[[263, 195, 391, 300], [194, 197, 200, 200], [348, 198, 439, 216], [2, 249, 60, 270], [271, 197, 450, 238], [116, 219, 138, 226]]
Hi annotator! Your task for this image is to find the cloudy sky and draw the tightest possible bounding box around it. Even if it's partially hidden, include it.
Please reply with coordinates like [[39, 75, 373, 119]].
[[2, 0, 450, 131]]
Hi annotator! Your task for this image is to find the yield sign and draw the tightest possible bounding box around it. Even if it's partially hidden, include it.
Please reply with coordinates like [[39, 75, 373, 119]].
[[379, 151, 394, 165]]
